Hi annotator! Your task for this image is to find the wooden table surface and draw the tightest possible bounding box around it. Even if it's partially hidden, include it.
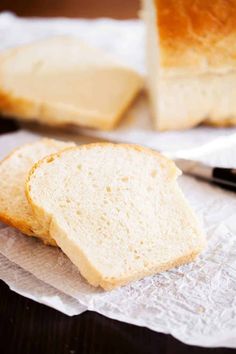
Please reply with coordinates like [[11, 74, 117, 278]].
[[0, 1, 235, 352]]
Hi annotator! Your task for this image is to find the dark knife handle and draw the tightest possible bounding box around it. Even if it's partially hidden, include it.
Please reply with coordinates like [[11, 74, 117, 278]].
[[212, 167, 236, 192]]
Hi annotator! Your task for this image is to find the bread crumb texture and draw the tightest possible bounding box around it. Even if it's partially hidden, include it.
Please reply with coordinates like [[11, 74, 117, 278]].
[[27, 143, 206, 290]]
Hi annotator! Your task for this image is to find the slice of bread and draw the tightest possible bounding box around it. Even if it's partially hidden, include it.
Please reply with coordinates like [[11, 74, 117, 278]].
[[0, 138, 75, 246], [26, 143, 205, 289], [0, 36, 143, 130]]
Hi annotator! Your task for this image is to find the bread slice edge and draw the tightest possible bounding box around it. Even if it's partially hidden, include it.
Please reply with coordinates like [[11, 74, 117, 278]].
[[0, 138, 75, 245]]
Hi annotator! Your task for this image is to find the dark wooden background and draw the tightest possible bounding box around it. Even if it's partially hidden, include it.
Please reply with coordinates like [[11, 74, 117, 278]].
[[0, 1, 235, 353], [0, 0, 139, 19]]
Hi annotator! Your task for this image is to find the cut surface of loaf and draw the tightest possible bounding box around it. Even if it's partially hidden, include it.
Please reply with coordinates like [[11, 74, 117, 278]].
[[142, 0, 236, 130], [0, 37, 143, 130], [0, 138, 75, 245], [27, 143, 205, 289]]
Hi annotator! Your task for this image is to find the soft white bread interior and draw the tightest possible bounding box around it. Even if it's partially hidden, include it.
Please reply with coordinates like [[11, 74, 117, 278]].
[[142, 0, 236, 130], [0, 37, 143, 130], [27, 143, 205, 290], [0, 138, 75, 246]]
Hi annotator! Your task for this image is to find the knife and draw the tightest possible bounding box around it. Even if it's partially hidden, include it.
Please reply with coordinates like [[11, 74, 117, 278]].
[[175, 159, 236, 192]]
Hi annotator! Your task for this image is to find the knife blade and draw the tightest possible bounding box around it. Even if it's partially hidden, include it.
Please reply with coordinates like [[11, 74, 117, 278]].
[[175, 158, 236, 192]]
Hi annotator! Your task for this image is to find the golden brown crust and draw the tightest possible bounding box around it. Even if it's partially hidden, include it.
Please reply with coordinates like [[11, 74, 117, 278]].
[[0, 211, 33, 235], [155, 0, 236, 73], [203, 117, 236, 127], [0, 207, 57, 245], [0, 90, 36, 119], [0, 143, 35, 238]]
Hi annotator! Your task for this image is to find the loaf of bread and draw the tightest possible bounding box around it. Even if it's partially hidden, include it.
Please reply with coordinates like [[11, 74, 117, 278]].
[[0, 37, 143, 130], [0, 138, 75, 245], [27, 143, 205, 290], [142, 0, 236, 130]]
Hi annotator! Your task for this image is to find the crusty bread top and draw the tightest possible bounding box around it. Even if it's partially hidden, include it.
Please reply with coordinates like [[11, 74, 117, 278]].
[[155, 0, 236, 74]]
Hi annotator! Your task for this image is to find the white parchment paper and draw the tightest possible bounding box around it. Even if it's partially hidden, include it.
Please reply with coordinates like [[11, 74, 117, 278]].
[[1, 131, 236, 348], [1, 13, 236, 348]]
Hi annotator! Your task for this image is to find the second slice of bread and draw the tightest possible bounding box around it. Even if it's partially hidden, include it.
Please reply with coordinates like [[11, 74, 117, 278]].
[[0, 138, 75, 245], [27, 143, 206, 289]]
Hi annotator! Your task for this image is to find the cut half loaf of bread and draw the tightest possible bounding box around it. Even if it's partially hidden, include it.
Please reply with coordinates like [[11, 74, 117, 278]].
[[27, 143, 205, 289], [0, 36, 143, 130], [0, 138, 75, 245], [142, 0, 236, 130]]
